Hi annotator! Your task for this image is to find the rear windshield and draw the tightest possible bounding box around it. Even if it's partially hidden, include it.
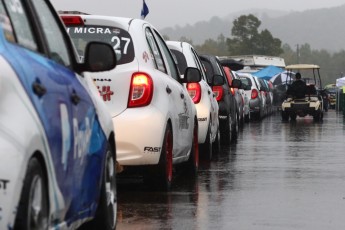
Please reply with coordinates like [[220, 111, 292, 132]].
[[239, 76, 252, 87], [66, 26, 134, 65]]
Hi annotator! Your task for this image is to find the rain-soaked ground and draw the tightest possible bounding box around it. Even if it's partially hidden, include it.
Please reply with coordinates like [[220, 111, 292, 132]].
[[116, 110, 345, 230]]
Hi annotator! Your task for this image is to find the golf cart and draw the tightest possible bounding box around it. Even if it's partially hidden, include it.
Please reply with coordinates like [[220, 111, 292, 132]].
[[281, 64, 324, 121]]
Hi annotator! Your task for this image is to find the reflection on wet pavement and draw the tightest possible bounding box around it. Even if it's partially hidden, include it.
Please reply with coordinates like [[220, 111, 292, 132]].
[[117, 111, 345, 230]]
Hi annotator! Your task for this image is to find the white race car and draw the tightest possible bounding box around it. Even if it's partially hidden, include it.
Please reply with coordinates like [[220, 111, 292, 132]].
[[0, 1, 117, 229], [167, 41, 221, 160], [61, 14, 201, 190]]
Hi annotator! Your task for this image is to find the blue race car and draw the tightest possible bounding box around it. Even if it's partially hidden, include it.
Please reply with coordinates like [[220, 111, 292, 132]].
[[0, 0, 117, 229]]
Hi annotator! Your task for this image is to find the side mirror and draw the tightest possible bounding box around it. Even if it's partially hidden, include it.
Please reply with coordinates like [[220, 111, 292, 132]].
[[183, 67, 201, 83], [231, 79, 242, 89], [212, 75, 225, 86], [82, 41, 117, 72]]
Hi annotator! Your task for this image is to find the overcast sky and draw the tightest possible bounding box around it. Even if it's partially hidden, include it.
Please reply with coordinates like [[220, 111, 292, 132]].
[[51, 0, 345, 29]]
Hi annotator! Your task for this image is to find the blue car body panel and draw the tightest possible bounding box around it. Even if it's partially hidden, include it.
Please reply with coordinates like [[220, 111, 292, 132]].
[[0, 30, 106, 226]]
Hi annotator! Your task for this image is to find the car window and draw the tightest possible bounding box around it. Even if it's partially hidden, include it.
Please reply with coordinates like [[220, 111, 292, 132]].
[[201, 59, 214, 83], [223, 66, 233, 85], [3, 0, 37, 50], [153, 30, 180, 81], [66, 25, 134, 65], [31, 0, 71, 67], [145, 28, 166, 73], [216, 60, 230, 85], [170, 49, 187, 75], [191, 48, 207, 81], [0, 2, 15, 42]]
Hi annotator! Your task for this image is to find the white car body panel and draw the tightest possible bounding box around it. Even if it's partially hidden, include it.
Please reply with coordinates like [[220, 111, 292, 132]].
[[236, 72, 265, 117], [65, 16, 197, 166], [166, 41, 219, 144], [0, 57, 66, 229]]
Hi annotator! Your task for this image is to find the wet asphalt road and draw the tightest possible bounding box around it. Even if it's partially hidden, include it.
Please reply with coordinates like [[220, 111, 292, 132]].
[[116, 110, 345, 230]]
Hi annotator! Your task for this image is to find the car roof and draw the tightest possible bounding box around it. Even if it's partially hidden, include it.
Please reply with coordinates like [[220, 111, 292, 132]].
[[285, 64, 320, 70], [60, 13, 142, 29]]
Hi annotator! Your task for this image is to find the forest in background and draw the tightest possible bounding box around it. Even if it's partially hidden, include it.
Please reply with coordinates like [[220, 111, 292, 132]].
[[161, 6, 345, 85]]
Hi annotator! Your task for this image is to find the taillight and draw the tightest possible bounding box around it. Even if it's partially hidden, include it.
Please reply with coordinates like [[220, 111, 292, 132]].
[[60, 16, 84, 26], [128, 73, 153, 108], [251, 89, 259, 99], [187, 83, 201, 104], [230, 87, 235, 95], [213, 86, 223, 101]]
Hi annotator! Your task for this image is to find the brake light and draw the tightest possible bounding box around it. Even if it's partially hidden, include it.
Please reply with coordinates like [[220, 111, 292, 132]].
[[230, 87, 235, 95], [251, 89, 259, 99], [213, 86, 223, 101], [128, 73, 153, 108], [187, 83, 201, 104], [60, 16, 84, 26]]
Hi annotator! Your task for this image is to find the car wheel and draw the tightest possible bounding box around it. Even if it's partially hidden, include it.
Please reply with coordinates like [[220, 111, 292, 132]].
[[187, 119, 199, 175], [313, 110, 323, 122], [232, 111, 239, 141], [290, 113, 297, 121], [250, 111, 259, 121], [281, 111, 289, 121], [83, 143, 117, 230], [220, 113, 232, 145], [200, 121, 212, 161], [239, 111, 245, 127], [244, 113, 250, 123], [212, 126, 221, 154], [157, 124, 173, 191], [14, 157, 49, 230]]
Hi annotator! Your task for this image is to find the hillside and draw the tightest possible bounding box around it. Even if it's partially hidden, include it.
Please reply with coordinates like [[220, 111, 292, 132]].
[[160, 5, 345, 52]]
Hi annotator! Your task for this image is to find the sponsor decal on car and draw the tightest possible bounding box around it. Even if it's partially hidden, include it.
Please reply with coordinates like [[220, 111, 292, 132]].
[[97, 85, 114, 101], [178, 113, 189, 130], [69, 27, 113, 34], [0, 179, 9, 191], [144, 147, 161, 153], [143, 51, 149, 62], [198, 117, 207, 122]]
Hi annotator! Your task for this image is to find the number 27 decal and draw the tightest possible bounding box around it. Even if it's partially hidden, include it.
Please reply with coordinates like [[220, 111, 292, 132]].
[[111, 36, 130, 55]]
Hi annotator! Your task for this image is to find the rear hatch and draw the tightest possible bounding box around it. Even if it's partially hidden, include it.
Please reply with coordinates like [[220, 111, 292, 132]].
[[62, 15, 137, 117]]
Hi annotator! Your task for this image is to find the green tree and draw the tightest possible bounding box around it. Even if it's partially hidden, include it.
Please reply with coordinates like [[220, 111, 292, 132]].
[[195, 34, 228, 56], [179, 36, 194, 45], [227, 14, 283, 56]]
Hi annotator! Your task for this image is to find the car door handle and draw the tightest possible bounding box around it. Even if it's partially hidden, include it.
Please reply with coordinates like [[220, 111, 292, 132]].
[[32, 81, 47, 97], [166, 86, 172, 94], [71, 91, 80, 105], [180, 93, 185, 99]]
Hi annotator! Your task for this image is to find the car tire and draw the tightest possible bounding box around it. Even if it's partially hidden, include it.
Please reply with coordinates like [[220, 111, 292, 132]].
[[220, 113, 232, 145], [232, 111, 239, 141], [187, 119, 199, 175], [282, 111, 289, 121], [14, 157, 49, 230], [200, 121, 212, 161], [250, 111, 259, 121], [290, 113, 297, 121], [82, 143, 117, 230], [157, 124, 173, 191], [212, 126, 221, 154], [244, 113, 250, 123], [313, 110, 323, 122]]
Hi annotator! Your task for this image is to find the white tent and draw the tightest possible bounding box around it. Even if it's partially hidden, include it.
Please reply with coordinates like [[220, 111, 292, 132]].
[[336, 76, 345, 87]]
